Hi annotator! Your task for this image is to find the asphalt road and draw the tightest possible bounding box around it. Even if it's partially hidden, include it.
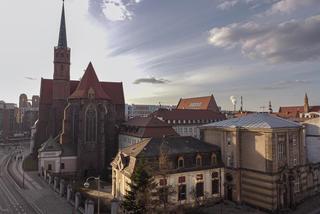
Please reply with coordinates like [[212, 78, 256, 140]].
[[0, 144, 40, 214]]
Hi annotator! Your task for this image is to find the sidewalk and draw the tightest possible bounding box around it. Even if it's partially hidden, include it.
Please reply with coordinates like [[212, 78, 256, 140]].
[[13, 153, 76, 214]]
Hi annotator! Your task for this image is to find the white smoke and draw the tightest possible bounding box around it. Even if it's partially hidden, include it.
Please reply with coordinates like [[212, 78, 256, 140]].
[[230, 96, 237, 111], [230, 96, 237, 106]]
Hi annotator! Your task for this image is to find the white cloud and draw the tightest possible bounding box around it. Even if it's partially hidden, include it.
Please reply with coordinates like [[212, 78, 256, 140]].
[[268, 0, 318, 14], [217, 0, 239, 10], [208, 15, 320, 63], [102, 0, 142, 21]]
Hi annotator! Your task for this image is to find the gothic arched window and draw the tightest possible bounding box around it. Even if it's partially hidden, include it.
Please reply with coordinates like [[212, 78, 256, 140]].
[[85, 105, 97, 142]]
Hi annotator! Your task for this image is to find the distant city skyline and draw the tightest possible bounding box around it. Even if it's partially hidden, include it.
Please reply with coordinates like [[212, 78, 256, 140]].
[[0, 0, 319, 111]]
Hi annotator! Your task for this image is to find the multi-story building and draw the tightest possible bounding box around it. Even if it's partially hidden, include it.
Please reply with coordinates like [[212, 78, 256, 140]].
[[111, 136, 224, 205], [200, 113, 320, 212], [0, 101, 18, 140], [125, 104, 174, 119], [16, 94, 39, 134], [152, 108, 225, 138], [151, 95, 225, 138], [118, 116, 178, 149]]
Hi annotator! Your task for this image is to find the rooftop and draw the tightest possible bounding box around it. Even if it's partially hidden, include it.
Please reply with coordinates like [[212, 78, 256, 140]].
[[121, 136, 220, 158], [202, 113, 301, 129]]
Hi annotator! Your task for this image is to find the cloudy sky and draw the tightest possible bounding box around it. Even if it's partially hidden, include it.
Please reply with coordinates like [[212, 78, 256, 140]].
[[0, 0, 319, 111]]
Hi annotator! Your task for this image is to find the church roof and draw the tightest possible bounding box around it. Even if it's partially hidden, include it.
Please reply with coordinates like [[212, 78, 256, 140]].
[[202, 113, 301, 129], [69, 62, 110, 100], [39, 70, 124, 105]]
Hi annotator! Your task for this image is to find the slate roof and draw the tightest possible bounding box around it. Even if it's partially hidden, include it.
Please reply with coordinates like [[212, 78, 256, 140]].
[[202, 113, 301, 129], [121, 136, 220, 158], [38, 135, 77, 157], [38, 136, 61, 152], [69, 62, 110, 100]]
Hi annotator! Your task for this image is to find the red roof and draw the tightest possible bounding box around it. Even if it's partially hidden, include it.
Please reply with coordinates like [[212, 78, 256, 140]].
[[69, 62, 110, 100], [39, 67, 124, 105], [152, 108, 226, 121], [121, 116, 178, 138], [278, 106, 320, 118], [176, 95, 220, 112], [124, 116, 171, 127]]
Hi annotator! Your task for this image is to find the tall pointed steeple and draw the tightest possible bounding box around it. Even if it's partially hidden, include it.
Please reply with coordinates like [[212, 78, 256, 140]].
[[58, 0, 67, 48]]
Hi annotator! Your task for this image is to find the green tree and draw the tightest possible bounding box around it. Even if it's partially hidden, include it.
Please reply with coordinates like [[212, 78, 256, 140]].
[[121, 161, 157, 214]]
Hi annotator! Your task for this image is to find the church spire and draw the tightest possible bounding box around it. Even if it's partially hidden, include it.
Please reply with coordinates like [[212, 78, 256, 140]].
[[58, 0, 67, 48]]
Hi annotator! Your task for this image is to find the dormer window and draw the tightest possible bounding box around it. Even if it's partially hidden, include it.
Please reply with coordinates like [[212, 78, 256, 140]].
[[178, 157, 184, 168], [196, 154, 202, 167], [211, 154, 217, 165]]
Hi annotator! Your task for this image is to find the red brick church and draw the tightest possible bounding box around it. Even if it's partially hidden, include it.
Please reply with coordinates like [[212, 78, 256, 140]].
[[35, 2, 125, 176]]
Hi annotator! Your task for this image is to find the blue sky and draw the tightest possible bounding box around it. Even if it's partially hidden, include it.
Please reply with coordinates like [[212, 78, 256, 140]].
[[0, 0, 319, 111]]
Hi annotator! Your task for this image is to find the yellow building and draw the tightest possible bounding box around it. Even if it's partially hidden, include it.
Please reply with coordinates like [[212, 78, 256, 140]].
[[200, 113, 319, 212]]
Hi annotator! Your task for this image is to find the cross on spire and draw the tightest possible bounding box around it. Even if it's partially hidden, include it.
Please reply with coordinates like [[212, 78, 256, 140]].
[[58, 0, 68, 48]]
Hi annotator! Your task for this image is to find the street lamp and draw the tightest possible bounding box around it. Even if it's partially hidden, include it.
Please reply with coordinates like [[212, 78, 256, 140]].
[[84, 176, 101, 214]]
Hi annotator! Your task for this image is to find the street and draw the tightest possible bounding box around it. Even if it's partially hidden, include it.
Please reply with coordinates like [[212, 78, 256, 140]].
[[0, 141, 74, 214], [0, 144, 40, 214]]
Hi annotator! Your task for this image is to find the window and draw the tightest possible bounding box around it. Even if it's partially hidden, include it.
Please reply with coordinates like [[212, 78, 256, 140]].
[[159, 178, 167, 186], [293, 158, 297, 166], [212, 172, 219, 194], [227, 155, 233, 167], [48, 164, 52, 171], [60, 163, 65, 170], [278, 142, 285, 161], [178, 157, 184, 168], [227, 136, 231, 146], [85, 105, 97, 142], [196, 155, 202, 167], [196, 174, 203, 181], [178, 184, 187, 201], [211, 154, 217, 165], [178, 176, 186, 183], [196, 182, 204, 197], [294, 180, 300, 193], [212, 180, 219, 195]]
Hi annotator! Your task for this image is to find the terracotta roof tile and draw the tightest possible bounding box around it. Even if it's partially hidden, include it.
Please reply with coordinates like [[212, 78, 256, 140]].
[[69, 62, 110, 100], [176, 95, 219, 112], [121, 116, 178, 138], [39, 64, 125, 105]]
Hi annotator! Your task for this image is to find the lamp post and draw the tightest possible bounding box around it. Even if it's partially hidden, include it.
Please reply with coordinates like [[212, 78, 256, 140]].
[[84, 176, 100, 214]]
